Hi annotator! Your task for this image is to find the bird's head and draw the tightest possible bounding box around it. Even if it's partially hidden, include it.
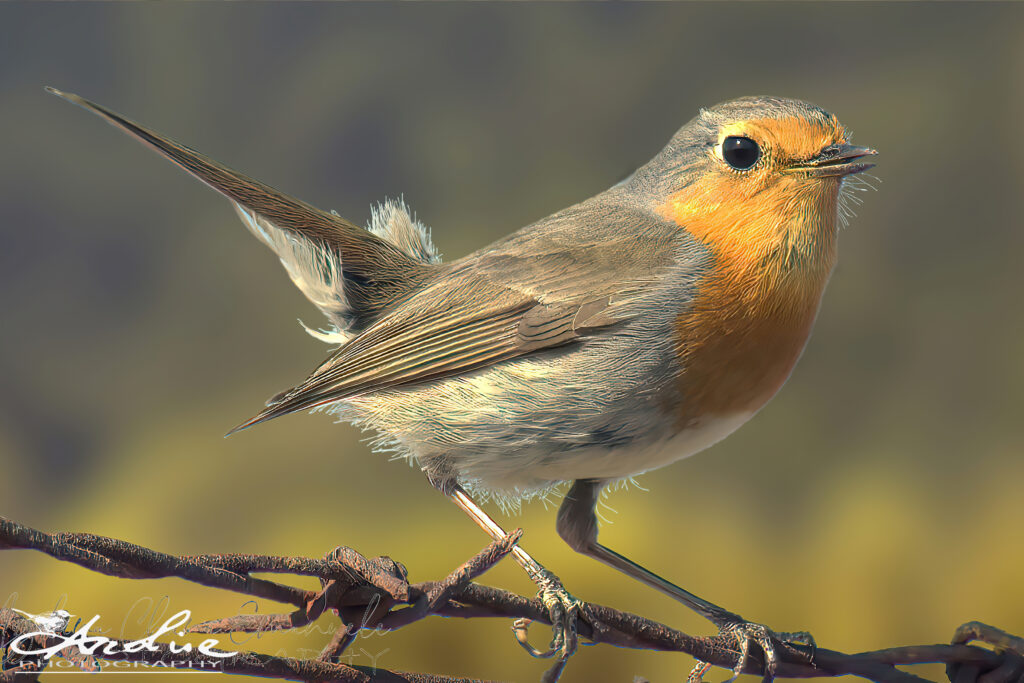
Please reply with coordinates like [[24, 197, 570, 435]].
[[699, 96, 875, 181], [640, 96, 876, 279]]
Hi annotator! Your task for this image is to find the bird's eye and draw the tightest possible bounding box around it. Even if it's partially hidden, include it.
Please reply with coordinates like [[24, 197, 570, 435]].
[[721, 136, 760, 170]]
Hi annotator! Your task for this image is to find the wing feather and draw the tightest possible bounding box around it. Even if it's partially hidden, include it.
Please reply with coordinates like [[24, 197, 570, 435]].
[[230, 200, 701, 432], [230, 277, 619, 431]]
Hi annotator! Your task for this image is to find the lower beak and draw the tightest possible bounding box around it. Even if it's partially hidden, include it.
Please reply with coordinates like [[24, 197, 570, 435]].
[[793, 144, 878, 177]]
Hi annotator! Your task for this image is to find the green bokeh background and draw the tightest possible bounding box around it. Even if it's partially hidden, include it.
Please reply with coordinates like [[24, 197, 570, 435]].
[[2, 3, 1022, 682]]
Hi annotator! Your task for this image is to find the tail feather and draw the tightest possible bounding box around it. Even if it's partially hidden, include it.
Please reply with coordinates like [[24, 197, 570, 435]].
[[366, 198, 441, 265], [46, 87, 436, 336]]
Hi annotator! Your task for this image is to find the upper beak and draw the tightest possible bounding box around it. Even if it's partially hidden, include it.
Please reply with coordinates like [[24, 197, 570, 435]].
[[793, 143, 878, 177]]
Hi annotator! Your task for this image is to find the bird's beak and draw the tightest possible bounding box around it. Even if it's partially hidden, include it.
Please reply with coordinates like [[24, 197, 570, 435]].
[[791, 144, 878, 177]]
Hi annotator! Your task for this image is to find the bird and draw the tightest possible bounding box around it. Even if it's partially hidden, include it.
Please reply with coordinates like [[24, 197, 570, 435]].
[[48, 87, 875, 682], [10, 608, 72, 634]]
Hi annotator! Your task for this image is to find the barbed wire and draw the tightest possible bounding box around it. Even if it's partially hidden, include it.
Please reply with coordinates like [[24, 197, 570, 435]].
[[1, 517, 1021, 683]]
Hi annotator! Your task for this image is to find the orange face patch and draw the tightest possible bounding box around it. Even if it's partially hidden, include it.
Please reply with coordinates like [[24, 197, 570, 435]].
[[656, 114, 845, 424], [658, 168, 839, 276], [721, 114, 847, 166]]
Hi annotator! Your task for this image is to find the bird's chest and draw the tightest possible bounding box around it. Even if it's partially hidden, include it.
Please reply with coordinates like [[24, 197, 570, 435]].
[[672, 266, 828, 425]]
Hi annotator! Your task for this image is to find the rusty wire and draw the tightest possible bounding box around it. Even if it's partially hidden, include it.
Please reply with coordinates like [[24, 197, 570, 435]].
[[1, 517, 1021, 683]]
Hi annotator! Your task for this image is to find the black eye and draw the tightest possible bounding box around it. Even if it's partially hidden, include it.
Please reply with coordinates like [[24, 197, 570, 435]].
[[722, 136, 760, 170]]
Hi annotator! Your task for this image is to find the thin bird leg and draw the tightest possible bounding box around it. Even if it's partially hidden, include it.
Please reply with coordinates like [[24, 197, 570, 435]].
[[443, 484, 592, 674], [557, 479, 813, 683], [587, 542, 738, 622], [449, 487, 543, 576]]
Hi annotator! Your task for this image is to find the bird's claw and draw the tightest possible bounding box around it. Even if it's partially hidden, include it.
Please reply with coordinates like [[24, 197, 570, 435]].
[[512, 570, 581, 660], [719, 617, 815, 683], [512, 569, 600, 681]]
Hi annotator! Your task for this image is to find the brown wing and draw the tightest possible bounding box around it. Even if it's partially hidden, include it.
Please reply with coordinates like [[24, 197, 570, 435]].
[[230, 270, 620, 432], [231, 200, 698, 433]]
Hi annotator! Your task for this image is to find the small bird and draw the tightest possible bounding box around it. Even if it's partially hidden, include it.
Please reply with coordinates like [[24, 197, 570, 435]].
[[10, 608, 72, 634], [48, 88, 875, 681]]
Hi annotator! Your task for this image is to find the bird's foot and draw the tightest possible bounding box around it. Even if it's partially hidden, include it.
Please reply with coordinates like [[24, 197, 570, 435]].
[[717, 616, 815, 683], [512, 569, 603, 682]]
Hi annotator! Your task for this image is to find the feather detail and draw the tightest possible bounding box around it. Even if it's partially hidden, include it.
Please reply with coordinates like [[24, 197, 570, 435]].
[[45, 88, 437, 343], [234, 202, 353, 337], [236, 198, 443, 344], [366, 198, 441, 265]]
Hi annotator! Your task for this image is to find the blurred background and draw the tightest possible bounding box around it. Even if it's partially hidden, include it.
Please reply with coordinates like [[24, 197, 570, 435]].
[[1, 3, 1022, 681]]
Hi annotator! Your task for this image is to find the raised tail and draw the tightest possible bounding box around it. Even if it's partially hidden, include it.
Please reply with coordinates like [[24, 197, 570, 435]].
[[47, 87, 436, 338]]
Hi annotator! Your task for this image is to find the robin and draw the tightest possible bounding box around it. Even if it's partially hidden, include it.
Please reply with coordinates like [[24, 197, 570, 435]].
[[48, 88, 875, 681]]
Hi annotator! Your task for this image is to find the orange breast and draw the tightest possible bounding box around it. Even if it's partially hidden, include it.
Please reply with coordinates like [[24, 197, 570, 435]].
[[658, 173, 839, 426], [672, 267, 823, 424]]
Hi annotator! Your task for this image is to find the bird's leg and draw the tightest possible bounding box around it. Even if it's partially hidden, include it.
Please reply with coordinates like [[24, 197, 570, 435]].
[[557, 479, 815, 683], [428, 474, 596, 677]]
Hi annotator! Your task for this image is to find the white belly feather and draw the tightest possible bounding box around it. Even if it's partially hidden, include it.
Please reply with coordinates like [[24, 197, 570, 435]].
[[517, 411, 754, 484]]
